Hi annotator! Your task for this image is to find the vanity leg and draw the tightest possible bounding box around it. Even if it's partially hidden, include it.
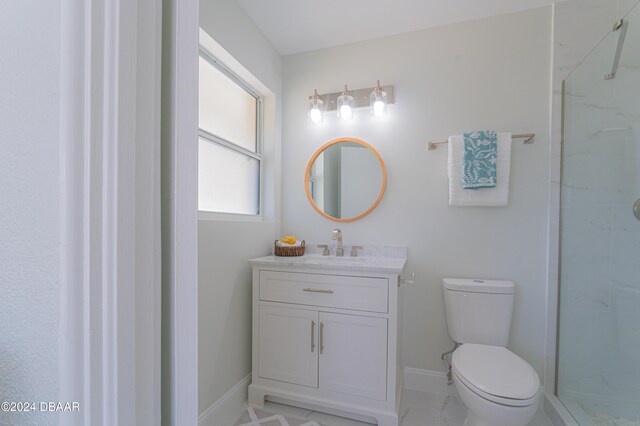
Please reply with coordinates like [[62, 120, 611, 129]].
[[247, 384, 266, 409]]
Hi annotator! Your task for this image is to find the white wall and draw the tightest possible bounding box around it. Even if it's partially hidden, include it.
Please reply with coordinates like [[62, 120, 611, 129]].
[[282, 8, 552, 378], [198, 0, 282, 414], [0, 2, 60, 425]]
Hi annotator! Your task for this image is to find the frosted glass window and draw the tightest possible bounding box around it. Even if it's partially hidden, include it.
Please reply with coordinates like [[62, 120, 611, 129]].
[[198, 138, 260, 215], [198, 49, 263, 217], [199, 56, 257, 152]]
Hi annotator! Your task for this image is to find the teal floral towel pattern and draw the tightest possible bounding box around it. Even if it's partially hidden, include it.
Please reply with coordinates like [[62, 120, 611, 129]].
[[462, 130, 497, 189]]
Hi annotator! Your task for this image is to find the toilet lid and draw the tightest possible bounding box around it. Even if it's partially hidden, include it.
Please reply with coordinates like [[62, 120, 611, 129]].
[[452, 344, 540, 402]]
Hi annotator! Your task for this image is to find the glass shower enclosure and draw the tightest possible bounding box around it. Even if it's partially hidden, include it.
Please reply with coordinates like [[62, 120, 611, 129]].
[[557, 3, 640, 425]]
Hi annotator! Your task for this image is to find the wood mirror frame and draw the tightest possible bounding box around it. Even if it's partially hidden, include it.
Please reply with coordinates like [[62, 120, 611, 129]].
[[304, 137, 387, 223]]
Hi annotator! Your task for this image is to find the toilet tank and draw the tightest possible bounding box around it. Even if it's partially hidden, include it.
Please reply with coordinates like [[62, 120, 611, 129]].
[[442, 278, 516, 346]]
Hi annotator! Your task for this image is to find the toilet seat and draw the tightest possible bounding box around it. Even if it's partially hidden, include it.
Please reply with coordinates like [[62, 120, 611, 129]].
[[452, 344, 540, 407]]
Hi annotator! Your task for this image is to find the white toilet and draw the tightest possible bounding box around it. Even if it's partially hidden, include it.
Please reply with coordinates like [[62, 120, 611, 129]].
[[442, 278, 540, 426]]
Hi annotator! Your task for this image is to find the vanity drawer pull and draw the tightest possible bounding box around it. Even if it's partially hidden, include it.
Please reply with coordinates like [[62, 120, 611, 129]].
[[303, 288, 334, 294]]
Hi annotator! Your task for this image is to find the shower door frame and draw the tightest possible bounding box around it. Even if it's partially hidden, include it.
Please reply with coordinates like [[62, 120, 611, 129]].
[[542, 77, 581, 426]]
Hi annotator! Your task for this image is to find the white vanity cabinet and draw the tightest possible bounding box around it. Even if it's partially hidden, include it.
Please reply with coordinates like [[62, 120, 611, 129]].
[[258, 305, 388, 400], [258, 305, 319, 388], [317, 311, 388, 401], [249, 256, 405, 426]]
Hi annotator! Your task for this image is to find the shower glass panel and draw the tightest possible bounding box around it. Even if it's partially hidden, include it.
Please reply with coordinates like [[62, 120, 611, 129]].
[[557, 4, 640, 425]]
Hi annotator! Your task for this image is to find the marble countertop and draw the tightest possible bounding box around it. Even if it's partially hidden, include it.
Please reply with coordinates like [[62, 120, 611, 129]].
[[250, 245, 407, 274]]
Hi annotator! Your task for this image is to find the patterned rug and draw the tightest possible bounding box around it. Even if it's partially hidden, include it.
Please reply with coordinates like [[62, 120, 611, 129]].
[[234, 407, 325, 426]]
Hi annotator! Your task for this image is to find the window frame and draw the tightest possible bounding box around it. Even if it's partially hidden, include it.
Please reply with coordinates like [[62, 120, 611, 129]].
[[197, 47, 264, 220]]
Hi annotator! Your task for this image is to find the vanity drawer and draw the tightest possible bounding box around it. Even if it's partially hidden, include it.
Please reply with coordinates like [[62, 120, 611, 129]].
[[259, 271, 388, 313]]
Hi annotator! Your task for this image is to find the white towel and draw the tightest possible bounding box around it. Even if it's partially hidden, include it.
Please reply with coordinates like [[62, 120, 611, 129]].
[[276, 240, 303, 247], [448, 132, 512, 206]]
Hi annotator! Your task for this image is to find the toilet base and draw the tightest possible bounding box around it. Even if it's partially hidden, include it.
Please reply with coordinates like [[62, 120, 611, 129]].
[[454, 374, 539, 426]]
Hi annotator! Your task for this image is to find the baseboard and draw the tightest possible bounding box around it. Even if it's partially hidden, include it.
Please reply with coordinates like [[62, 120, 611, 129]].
[[544, 393, 579, 426], [199, 374, 251, 426], [403, 367, 458, 396]]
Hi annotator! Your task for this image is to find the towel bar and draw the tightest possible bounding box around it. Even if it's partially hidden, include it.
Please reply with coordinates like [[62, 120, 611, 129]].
[[427, 133, 535, 150]]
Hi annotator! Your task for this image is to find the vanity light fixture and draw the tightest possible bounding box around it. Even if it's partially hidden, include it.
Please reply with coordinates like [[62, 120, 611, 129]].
[[308, 89, 324, 124], [308, 83, 394, 123], [369, 80, 388, 117], [336, 85, 355, 120]]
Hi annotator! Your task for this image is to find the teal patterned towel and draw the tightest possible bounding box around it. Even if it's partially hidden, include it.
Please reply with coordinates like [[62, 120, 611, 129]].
[[462, 130, 497, 189]]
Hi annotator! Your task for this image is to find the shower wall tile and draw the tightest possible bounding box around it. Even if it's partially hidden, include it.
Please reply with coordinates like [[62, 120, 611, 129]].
[[561, 135, 631, 206], [557, 307, 617, 386], [612, 283, 640, 314], [611, 284, 640, 365], [560, 205, 611, 263], [611, 206, 640, 289], [560, 205, 612, 310], [560, 278, 611, 311], [563, 65, 633, 203]]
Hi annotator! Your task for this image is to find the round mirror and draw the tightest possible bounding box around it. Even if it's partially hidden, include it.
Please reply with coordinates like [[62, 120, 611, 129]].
[[305, 137, 387, 222]]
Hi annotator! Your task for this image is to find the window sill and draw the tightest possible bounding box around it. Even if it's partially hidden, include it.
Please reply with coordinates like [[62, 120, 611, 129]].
[[198, 210, 263, 222]]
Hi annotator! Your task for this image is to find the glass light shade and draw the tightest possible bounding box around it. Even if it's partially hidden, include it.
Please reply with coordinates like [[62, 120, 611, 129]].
[[309, 107, 323, 124], [337, 93, 355, 120], [370, 86, 388, 117], [308, 90, 324, 124], [339, 102, 353, 120]]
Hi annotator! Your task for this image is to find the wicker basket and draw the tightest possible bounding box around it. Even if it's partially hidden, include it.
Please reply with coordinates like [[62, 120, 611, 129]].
[[274, 240, 305, 257]]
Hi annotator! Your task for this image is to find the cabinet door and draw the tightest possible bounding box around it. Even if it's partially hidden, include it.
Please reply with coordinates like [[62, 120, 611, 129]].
[[259, 305, 318, 387], [318, 312, 387, 400]]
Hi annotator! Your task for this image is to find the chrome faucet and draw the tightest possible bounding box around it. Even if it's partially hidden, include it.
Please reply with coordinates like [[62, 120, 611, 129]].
[[331, 229, 344, 257]]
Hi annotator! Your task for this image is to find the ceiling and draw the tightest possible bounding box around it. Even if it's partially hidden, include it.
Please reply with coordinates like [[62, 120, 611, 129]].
[[235, 0, 560, 55]]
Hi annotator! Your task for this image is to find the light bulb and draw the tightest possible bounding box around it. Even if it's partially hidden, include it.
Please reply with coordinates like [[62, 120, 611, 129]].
[[309, 107, 322, 124], [369, 80, 388, 117], [373, 100, 385, 117], [337, 85, 355, 120], [308, 89, 324, 124], [339, 104, 353, 120]]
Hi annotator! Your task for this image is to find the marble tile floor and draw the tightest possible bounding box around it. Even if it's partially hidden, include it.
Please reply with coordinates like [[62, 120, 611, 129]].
[[233, 389, 554, 426], [585, 409, 640, 426]]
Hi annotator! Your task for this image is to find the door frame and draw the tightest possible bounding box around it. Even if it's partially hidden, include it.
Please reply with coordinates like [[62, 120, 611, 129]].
[[161, 0, 200, 424], [59, 0, 166, 424]]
